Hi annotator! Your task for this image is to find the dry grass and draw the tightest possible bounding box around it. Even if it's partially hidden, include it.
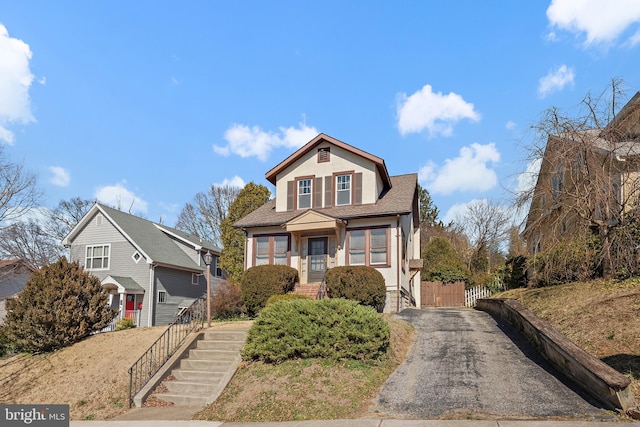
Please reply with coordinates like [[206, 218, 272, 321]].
[[497, 277, 640, 400], [193, 315, 415, 422], [0, 320, 253, 420]]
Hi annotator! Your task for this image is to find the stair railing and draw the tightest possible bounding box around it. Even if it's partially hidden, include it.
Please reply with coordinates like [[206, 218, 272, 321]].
[[316, 269, 329, 299], [127, 296, 206, 407]]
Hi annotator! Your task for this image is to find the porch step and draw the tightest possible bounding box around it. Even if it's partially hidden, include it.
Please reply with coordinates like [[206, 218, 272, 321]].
[[153, 329, 248, 407], [294, 283, 321, 299]]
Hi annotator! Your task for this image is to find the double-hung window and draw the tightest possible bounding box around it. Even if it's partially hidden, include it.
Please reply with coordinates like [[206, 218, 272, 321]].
[[336, 174, 351, 206], [298, 179, 312, 209], [86, 244, 110, 270], [347, 228, 389, 267], [254, 235, 290, 266]]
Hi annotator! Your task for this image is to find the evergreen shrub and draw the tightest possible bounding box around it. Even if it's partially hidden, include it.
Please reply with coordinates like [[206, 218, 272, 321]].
[[241, 298, 390, 363], [115, 317, 136, 330], [240, 265, 298, 316], [3, 257, 117, 353], [324, 266, 386, 311], [265, 293, 311, 307]]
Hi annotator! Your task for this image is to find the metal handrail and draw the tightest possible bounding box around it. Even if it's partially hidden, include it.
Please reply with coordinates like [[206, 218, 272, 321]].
[[316, 269, 329, 299], [127, 296, 206, 407]]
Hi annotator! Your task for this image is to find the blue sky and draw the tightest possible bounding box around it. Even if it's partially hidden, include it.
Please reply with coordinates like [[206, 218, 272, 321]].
[[1, 1, 640, 227]]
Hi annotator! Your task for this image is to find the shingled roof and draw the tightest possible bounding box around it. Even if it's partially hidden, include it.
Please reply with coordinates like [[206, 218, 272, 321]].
[[64, 203, 221, 272], [234, 173, 418, 229]]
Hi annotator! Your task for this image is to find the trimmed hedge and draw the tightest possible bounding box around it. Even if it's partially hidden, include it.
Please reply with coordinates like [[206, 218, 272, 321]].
[[241, 298, 390, 363], [240, 265, 298, 316], [325, 266, 386, 311], [265, 293, 311, 307]]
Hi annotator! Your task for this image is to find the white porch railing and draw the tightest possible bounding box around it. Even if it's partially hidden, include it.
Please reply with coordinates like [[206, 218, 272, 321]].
[[97, 309, 141, 333]]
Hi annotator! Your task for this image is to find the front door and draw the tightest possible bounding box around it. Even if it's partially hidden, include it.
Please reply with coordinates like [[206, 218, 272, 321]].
[[308, 237, 328, 283], [125, 294, 135, 318]]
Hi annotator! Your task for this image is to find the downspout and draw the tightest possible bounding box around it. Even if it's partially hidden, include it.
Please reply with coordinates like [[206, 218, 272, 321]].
[[396, 214, 401, 313], [148, 264, 155, 327]]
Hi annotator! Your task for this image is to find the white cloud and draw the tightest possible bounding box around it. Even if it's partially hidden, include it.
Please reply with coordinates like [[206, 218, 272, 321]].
[[505, 120, 517, 130], [396, 84, 480, 137], [516, 158, 542, 195], [443, 200, 476, 225], [547, 0, 640, 46], [49, 166, 70, 187], [214, 122, 318, 161], [0, 24, 35, 144], [94, 182, 148, 214], [419, 143, 500, 195], [538, 65, 575, 98], [215, 175, 245, 188]]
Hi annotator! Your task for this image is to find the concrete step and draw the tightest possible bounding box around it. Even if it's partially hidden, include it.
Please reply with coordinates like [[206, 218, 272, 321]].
[[153, 392, 210, 406], [179, 357, 236, 372], [172, 369, 225, 382], [202, 330, 247, 341], [188, 349, 239, 361], [164, 380, 217, 394], [196, 339, 245, 351]]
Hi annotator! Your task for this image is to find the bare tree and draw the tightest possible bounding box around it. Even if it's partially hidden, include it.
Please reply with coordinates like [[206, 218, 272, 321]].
[[455, 199, 510, 273], [0, 197, 93, 269], [0, 219, 60, 270], [520, 80, 640, 279], [176, 184, 241, 246], [44, 197, 94, 243], [0, 146, 40, 228]]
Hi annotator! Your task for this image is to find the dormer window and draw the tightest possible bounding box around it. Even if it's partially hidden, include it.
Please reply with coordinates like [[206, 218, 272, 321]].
[[297, 178, 312, 209], [318, 147, 330, 163]]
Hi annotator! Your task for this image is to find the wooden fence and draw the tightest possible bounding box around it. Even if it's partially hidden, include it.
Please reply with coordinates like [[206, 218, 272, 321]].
[[421, 281, 505, 308]]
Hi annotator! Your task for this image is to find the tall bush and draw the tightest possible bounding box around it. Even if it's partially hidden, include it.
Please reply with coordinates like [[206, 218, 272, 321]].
[[240, 265, 298, 316], [241, 298, 390, 363], [3, 257, 117, 353], [324, 266, 386, 311], [211, 280, 246, 319], [421, 237, 469, 283]]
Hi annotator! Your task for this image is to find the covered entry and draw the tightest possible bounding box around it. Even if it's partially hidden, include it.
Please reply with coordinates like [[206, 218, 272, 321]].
[[284, 210, 343, 284]]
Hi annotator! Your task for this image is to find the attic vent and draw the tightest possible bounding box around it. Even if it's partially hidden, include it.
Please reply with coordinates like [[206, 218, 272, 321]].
[[132, 251, 141, 263], [318, 147, 330, 163], [96, 214, 103, 226]]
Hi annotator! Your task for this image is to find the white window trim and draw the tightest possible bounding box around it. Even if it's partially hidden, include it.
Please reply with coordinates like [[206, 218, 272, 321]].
[[132, 251, 142, 264], [85, 244, 111, 271], [192, 273, 199, 285], [297, 178, 313, 209], [336, 174, 352, 206], [158, 290, 167, 304]]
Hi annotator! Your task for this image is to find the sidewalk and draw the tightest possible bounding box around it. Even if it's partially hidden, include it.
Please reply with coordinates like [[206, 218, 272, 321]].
[[70, 420, 640, 427]]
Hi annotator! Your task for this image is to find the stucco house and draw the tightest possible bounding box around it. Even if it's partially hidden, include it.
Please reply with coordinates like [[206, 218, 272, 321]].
[[234, 133, 422, 312], [0, 259, 34, 325], [63, 203, 224, 326]]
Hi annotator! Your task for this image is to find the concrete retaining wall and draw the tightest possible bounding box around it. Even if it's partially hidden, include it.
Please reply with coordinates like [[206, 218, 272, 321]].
[[476, 298, 635, 413]]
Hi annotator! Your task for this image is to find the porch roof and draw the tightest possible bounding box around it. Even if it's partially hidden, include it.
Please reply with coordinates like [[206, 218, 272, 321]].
[[102, 276, 145, 294]]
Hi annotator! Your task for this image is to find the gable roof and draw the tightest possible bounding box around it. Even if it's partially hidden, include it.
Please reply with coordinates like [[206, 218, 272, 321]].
[[234, 173, 418, 229], [63, 203, 221, 272], [265, 133, 392, 190]]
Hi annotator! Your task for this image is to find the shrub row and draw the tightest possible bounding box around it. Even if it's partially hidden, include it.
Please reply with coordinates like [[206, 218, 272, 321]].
[[241, 298, 390, 363]]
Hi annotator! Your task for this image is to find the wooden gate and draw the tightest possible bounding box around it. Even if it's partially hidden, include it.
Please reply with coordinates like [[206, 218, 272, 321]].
[[421, 281, 465, 308]]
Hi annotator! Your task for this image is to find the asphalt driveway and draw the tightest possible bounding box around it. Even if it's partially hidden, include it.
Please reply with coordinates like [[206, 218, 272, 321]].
[[370, 308, 611, 420]]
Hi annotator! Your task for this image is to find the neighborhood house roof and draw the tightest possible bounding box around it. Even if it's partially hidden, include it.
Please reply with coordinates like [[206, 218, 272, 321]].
[[234, 173, 418, 229], [103, 275, 145, 294], [64, 203, 221, 272]]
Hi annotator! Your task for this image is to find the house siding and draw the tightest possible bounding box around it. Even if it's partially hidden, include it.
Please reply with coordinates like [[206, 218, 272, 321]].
[[275, 144, 378, 212], [154, 266, 212, 325]]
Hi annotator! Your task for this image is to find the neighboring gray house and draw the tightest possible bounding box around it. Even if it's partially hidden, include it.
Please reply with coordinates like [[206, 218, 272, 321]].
[[63, 203, 224, 327], [0, 259, 34, 325]]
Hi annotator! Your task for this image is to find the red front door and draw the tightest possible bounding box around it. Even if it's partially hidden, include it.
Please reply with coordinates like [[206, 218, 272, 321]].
[[125, 294, 135, 318]]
